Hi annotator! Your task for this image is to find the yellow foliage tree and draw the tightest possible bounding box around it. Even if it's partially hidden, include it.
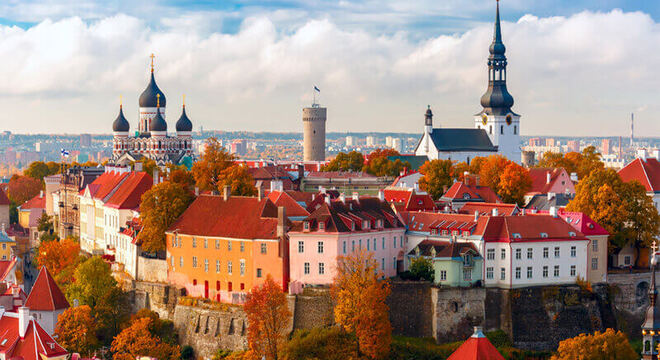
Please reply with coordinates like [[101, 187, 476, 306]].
[[192, 137, 237, 192], [331, 250, 392, 359], [218, 164, 257, 197], [551, 328, 637, 360]]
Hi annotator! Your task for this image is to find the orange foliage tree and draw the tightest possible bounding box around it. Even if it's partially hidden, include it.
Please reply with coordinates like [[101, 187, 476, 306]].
[[35, 238, 81, 286], [111, 317, 180, 360], [418, 159, 454, 200], [477, 155, 510, 195], [331, 250, 392, 359], [497, 162, 532, 206], [192, 137, 237, 192], [138, 181, 193, 253], [8, 175, 42, 205], [551, 328, 636, 360], [55, 305, 98, 356], [218, 165, 257, 197], [244, 275, 291, 360]]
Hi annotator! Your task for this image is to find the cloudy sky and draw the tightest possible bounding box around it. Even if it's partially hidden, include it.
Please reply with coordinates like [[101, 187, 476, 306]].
[[1, 0, 659, 136]]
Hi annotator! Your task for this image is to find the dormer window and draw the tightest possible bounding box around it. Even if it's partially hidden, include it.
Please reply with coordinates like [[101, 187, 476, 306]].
[[540, 232, 548, 238], [442, 230, 448, 236], [303, 221, 310, 231], [568, 232, 576, 237], [512, 233, 521, 239], [351, 222, 355, 231], [363, 220, 369, 229], [319, 221, 325, 231], [463, 253, 473, 267]]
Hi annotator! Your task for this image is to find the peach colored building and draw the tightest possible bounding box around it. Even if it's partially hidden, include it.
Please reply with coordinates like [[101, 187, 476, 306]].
[[288, 194, 405, 287], [166, 193, 288, 304]]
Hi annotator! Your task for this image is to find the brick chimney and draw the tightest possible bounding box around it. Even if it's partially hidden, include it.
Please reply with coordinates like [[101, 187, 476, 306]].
[[277, 206, 287, 238]]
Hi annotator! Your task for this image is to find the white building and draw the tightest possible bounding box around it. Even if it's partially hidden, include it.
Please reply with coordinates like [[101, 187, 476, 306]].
[[345, 136, 354, 147], [392, 138, 402, 153], [366, 136, 376, 147], [415, 2, 520, 164]]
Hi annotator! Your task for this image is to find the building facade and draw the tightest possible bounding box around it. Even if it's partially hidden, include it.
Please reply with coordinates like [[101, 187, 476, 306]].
[[302, 105, 326, 161]]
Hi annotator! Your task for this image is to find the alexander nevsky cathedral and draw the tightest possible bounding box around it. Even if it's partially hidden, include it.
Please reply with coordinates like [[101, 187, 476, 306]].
[[111, 55, 194, 166]]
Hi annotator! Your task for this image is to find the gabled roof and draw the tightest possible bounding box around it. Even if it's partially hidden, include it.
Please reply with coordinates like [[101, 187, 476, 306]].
[[0, 259, 17, 282], [305, 171, 376, 179], [482, 215, 589, 243], [20, 194, 45, 210], [104, 172, 152, 209], [459, 202, 518, 216], [409, 240, 480, 259], [448, 327, 504, 360], [427, 128, 498, 152], [85, 171, 129, 200], [527, 168, 572, 195], [524, 193, 573, 211], [399, 212, 489, 235], [442, 182, 501, 204], [383, 189, 436, 212], [0, 188, 9, 206], [168, 195, 281, 239], [247, 166, 292, 181], [0, 313, 67, 360], [25, 267, 70, 311], [557, 210, 609, 236], [267, 191, 310, 218], [619, 158, 660, 193]]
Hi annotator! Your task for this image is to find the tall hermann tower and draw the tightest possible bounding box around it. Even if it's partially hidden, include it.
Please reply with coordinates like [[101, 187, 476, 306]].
[[303, 102, 327, 161], [475, 0, 521, 163]]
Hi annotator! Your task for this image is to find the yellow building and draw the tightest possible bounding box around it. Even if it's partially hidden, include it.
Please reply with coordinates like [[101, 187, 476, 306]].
[[0, 229, 14, 260]]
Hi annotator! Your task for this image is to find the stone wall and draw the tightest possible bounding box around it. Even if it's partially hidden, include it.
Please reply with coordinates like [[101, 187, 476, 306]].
[[137, 256, 168, 283], [387, 281, 433, 337], [608, 271, 656, 340], [129, 281, 183, 320], [292, 287, 334, 330], [431, 287, 486, 343], [173, 304, 249, 358]]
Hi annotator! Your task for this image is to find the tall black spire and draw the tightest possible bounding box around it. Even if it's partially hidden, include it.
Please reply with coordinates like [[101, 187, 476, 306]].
[[479, 0, 515, 116]]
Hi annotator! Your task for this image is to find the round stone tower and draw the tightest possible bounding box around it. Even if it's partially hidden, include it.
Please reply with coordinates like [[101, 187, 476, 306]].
[[303, 105, 327, 161]]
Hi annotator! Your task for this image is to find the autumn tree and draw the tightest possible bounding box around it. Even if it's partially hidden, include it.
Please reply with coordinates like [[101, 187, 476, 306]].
[[363, 157, 410, 177], [35, 238, 82, 286], [218, 165, 257, 197], [244, 275, 291, 360], [24, 161, 60, 182], [138, 182, 193, 253], [94, 286, 131, 345], [37, 212, 58, 242], [167, 165, 195, 191], [451, 161, 470, 182], [551, 328, 636, 360], [192, 137, 237, 192], [619, 180, 660, 249], [477, 155, 510, 195], [537, 146, 603, 180], [418, 159, 453, 200], [321, 151, 365, 172], [7, 175, 42, 204], [66, 256, 118, 308], [111, 317, 180, 360], [132, 158, 158, 177], [55, 305, 98, 356], [497, 162, 532, 206], [331, 250, 392, 359]]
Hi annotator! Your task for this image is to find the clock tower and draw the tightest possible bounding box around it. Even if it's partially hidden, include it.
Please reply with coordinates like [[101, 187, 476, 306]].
[[474, 0, 521, 163]]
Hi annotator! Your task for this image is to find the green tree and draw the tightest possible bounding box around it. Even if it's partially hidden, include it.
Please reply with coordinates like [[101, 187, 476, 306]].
[[94, 286, 131, 345], [192, 137, 237, 192], [409, 257, 434, 282], [418, 159, 453, 200], [37, 213, 58, 242], [66, 256, 117, 308], [321, 151, 365, 172], [619, 180, 660, 249], [137, 182, 193, 253], [24, 161, 59, 181], [218, 165, 257, 197], [363, 157, 410, 177]]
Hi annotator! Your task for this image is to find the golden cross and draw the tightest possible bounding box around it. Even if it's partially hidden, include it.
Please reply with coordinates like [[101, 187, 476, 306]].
[[150, 53, 155, 72], [157, 93, 160, 108], [119, 94, 122, 107], [182, 94, 186, 107]]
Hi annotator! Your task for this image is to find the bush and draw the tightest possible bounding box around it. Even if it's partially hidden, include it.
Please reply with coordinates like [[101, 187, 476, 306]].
[[387, 336, 459, 360], [409, 257, 435, 282], [282, 327, 357, 360], [486, 329, 512, 348], [180, 345, 194, 360]]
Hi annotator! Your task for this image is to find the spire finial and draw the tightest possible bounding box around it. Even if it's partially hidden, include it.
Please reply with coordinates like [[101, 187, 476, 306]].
[[183, 94, 186, 108], [157, 93, 160, 108], [494, 0, 502, 43], [150, 53, 155, 73], [119, 95, 123, 108]]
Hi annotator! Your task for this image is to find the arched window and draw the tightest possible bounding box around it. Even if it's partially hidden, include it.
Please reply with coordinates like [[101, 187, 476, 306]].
[[158, 141, 162, 149], [500, 125, 504, 135], [514, 125, 517, 135], [645, 340, 651, 352]]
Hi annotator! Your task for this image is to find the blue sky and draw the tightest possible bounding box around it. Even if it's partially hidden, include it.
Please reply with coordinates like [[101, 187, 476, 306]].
[[0, 0, 659, 136]]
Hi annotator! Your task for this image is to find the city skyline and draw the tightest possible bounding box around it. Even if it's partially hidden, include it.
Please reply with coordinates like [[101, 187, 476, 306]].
[[0, 1, 659, 136]]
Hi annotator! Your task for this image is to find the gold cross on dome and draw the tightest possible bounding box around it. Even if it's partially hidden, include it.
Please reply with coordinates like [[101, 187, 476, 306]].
[[150, 53, 155, 72]]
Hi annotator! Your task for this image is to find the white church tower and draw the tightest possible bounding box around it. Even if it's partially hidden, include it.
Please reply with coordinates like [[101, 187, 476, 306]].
[[474, 0, 521, 163]]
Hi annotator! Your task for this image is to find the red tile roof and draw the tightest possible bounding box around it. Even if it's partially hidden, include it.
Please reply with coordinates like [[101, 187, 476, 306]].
[[168, 195, 281, 239], [618, 158, 660, 193], [557, 210, 609, 236], [25, 266, 70, 311], [86, 171, 129, 200], [267, 191, 310, 218], [410, 240, 479, 258], [21, 194, 45, 210], [383, 189, 436, 212], [0, 313, 67, 360], [442, 182, 500, 203], [459, 203, 519, 216], [104, 172, 152, 209], [294, 197, 403, 233], [0, 188, 9, 206], [527, 168, 572, 195], [482, 215, 589, 243], [448, 328, 504, 360], [399, 212, 489, 236], [306, 171, 376, 179], [0, 258, 17, 283]]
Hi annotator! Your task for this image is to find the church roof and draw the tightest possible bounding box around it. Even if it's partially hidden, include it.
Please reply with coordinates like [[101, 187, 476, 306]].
[[176, 105, 193, 132], [25, 266, 70, 311], [427, 129, 497, 152], [112, 105, 130, 132], [149, 106, 167, 132]]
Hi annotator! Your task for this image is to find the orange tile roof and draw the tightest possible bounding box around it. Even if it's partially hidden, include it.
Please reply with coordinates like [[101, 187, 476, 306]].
[[399, 212, 489, 235], [104, 172, 152, 209], [86, 171, 129, 200], [482, 215, 588, 242], [619, 158, 660, 193], [383, 189, 436, 212], [557, 209, 609, 236], [0, 259, 16, 282], [168, 195, 280, 239], [295, 197, 402, 233], [527, 167, 570, 194], [267, 191, 309, 217], [25, 266, 70, 311], [21, 194, 45, 210]]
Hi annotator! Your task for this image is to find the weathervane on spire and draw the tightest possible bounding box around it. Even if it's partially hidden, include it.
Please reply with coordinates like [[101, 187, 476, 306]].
[[150, 53, 155, 73]]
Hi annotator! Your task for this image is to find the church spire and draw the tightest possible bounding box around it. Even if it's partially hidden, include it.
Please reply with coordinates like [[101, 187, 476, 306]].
[[479, 0, 515, 116]]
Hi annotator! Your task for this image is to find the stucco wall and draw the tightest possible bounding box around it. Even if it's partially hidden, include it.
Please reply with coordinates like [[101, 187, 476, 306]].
[[137, 256, 168, 283]]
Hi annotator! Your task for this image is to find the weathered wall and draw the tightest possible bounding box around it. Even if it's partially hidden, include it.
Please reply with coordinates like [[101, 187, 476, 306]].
[[387, 281, 433, 338], [292, 287, 334, 330], [173, 304, 249, 358], [128, 281, 182, 320], [432, 287, 486, 343], [608, 272, 656, 340], [137, 257, 168, 283]]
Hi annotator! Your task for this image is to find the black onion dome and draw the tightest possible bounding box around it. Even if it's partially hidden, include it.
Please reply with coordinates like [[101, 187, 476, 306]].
[[149, 107, 167, 132], [139, 72, 166, 108], [176, 106, 193, 132], [112, 105, 130, 132]]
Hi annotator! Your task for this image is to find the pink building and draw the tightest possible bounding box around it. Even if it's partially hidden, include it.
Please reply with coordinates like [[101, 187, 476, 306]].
[[288, 194, 406, 287]]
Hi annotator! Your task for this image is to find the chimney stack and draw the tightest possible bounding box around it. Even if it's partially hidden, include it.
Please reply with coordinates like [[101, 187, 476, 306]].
[[547, 192, 555, 201], [474, 210, 479, 222], [257, 186, 264, 200], [324, 195, 331, 205], [377, 189, 385, 201], [339, 193, 346, 204], [18, 307, 29, 338], [223, 186, 231, 201], [40, 190, 43, 198], [194, 187, 199, 196], [546, 171, 551, 185], [352, 192, 359, 203], [277, 206, 287, 238], [550, 206, 558, 218], [492, 208, 499, 216]]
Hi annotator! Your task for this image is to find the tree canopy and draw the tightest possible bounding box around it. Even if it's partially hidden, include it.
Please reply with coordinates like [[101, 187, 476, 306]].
[[192, 137, 237, 192], [244, 275, 291, 360], [536, 146, 604, 180], [35, 238, 82, 286], [7, 175, 42, 204], [111, 317, 180, 360], [55, 305, 99, 356], [418, 159, 454, 200], [321, 151, 365, 172], [218, 165, 257, 197], [551, 328, 636, 360]]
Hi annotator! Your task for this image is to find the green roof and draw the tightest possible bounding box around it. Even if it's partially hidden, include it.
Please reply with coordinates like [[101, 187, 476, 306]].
[[387, 155, 429, 171]]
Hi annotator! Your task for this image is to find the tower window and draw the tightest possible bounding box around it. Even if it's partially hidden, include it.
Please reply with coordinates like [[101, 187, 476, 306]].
[[514, 125, 517, 135], [489, 126, 493, 134], [500, 125, 504, 135]]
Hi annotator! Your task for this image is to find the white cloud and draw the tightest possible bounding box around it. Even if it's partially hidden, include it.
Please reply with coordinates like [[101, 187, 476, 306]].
[[0, 9, 658, 137]]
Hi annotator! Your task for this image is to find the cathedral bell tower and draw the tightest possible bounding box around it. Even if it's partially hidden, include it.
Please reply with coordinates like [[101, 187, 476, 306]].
[[474, 0, 521, 163]]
